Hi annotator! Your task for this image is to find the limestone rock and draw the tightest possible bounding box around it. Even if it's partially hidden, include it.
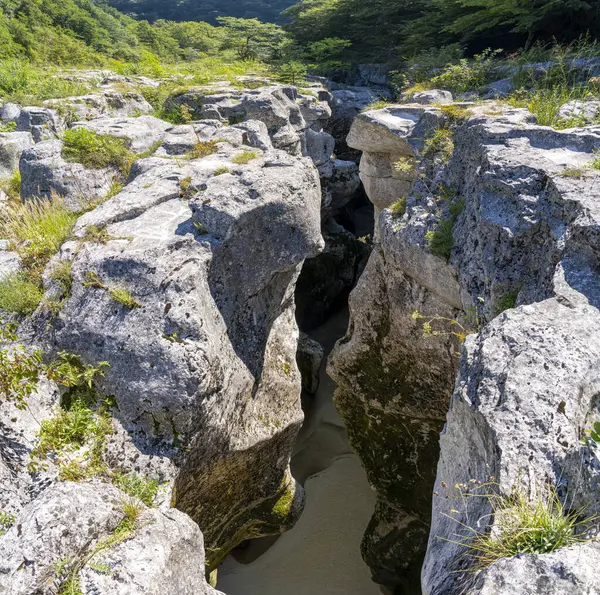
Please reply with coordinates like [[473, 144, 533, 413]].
[[423, 301, 600, 594], [19, 139, 115, 209], [296, 333, 324, 395], [0, 131, 34, 178], [0, 482, 222, 595], [45, 90, 153, 122], [558, 99, 600, 122], [74, 116, 171, 153], [34, 142, 323, 568], [410, 90, 453, 105], [14, 106, 64, 142]]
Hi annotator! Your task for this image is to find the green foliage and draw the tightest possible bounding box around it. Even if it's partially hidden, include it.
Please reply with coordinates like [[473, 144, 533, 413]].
[[429, 49, 501, 93], [0, 340, 44, 408], [0, 273, 45, 316], [231, 149, 259, 164], [217, 17, 288, 61], [278, 61, 307, 85], [62, 128, 134, 175], [389, 197, 407, 217], [213, 166, 230, 176], [445, 481, 594, 571], [83, 272, 141, 309], [423, 128, 455, 162], [426, 198, 465, 261], [82, 226, 111, 244], [0, 511, 15, 536], [0, 170, 21, 201], [186, 140, 219, 160], [363, 100, 391, 111], [113, 472, 160, 507]]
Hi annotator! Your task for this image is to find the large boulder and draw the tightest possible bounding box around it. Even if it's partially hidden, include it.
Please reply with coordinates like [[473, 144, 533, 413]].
[[19, 139, 115, 209], [32, 136, 324, 569], [0, 482, 222, 595], [0, 131, 34, 178], [330, 104, 600, 591]]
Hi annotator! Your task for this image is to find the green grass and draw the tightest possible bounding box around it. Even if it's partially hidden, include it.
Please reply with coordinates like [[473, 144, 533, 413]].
[[362, 99, 391, 111], [0, 171, 21, 201], [445, 482, 595, 572], [83, 272, 141, 309], [427, 198, 465, 261], [62, 128, 134, 175], [0, 197, 78, 315], [389, 197, 407, 216], [113, 472, 160, 507], [231, 149, 259, 165], [186, 140, 219, 160], [82, 225, 111, 244], [214, 166, 230, 176], [423, 128, 455, 162], [0, 511, 16, 536]]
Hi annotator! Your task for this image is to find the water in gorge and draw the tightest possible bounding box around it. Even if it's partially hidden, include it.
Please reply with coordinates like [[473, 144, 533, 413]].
[[217, 309, 382, 595]]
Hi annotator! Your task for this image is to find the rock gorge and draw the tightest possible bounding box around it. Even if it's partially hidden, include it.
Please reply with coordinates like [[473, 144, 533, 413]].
[[1, 72, 600, 595]]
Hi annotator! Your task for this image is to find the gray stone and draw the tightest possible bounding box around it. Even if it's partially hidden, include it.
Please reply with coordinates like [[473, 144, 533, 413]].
[[410, 90, 453, 105], [296, 333, 324, 395], [558, 99, 600, 123], [0, 482, 222, 595], [0, 131, 34, 178], [73, 116, 171, 153], [15, 106, 64, 142], [19, 140, 115, 209]]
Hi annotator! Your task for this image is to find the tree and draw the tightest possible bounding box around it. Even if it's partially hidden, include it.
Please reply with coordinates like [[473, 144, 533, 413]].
[[217, 16, 288, 61]]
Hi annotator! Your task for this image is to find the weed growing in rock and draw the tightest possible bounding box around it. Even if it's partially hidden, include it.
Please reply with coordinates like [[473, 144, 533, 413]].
[[82, 225, 111, 244], [426, 198, 465, 261], [390, 197, 407, 216], [393, 156, 417, 175], [560, 167, 586, 178], [0, 170, 21, 201], [46, 259, 74, 314], [193, 221, 209, 235], [231, 149, 259, 164], [112, 472, 160, 507], [0, 511, 15, 536], [83, 272, 141, 309], [412, 310, 474, 346], [62, 128, 134, 175], [443, 481, 595, 572], [186, 140, 219, 160], [362, 99, 391, 111], [179, 176, 193, 199], [440, 104, 472, 123], [0, 121, 17, 133], [214, 166, 230, 176], [423, 128, 455, 163]]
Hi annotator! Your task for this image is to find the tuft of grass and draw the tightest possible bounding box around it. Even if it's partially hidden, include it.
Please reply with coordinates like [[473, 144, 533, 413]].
[[82, 225, 111, 244], [62, 128, 134, 175], [362, 99, 391, 111], [213, 166, 230, 176], [440, 104, 472, 123], [113, 472, 160, 507], [0, 170, 21, 201], [423, 128, 455, 162], [46, 259, 73, 313], [83, 272, 141, 309], [427, 198, 465, 261], [560, 167, 586, 178], [179, 176, 193, 199], [186, 140, 219, 160], [231, 149, 259, 165], [389, 197, 407, 217], [444, 482, 596, 572]]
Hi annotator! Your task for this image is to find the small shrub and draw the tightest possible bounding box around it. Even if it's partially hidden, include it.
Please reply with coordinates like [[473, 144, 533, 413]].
[[440, 104, 472, 123], [429, 49, 502, 94], [0, 342, 44, 409], [278, 61, 308, 85], [213, 166, 230, 176], [179, 176, 192, 199], [494, 291, 519, 315], [424, 128, 455, 162], [231, 150, 259, 165], [393, 157, 417, 175], [186, 140, 219, 160], [62, 128, 134, 175], [0, 121, 17, 133], [113, 472, 160, 507], [390, 197, 407, 216], [560, 167, 586, 178], [0, 273, 44, 316]]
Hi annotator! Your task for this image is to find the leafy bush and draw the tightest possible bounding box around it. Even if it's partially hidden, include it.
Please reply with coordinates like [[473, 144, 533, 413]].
[[186, 140, 219, 160], [0, 340, 44, 408], [278, 61, 307, 85], [429, 49, 501, 94], [62, 128, 134, 175]]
